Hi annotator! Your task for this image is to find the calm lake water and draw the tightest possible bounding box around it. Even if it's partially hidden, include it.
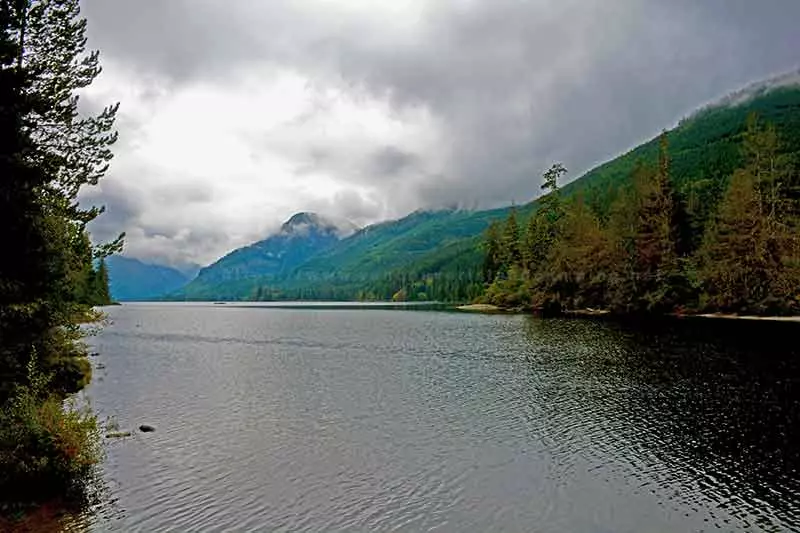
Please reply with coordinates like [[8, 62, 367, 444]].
[[68, 303, 800, 531]]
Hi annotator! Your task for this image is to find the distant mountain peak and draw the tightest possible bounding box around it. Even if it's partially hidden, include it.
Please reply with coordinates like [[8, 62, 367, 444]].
[[179, 212, 361, 295], [280, 212, 358, 238], [283, 211, 321, 227]]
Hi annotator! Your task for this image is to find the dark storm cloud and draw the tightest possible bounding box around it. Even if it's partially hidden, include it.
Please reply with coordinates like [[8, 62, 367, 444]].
[[81, 1, 266, 83], [369, 147, 421, 178], [317, 0, 800, 206], [80, 0, 800, 264]]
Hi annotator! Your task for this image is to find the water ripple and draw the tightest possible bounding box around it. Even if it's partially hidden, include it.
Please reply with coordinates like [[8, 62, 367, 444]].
[[67, 305, 800, 532]]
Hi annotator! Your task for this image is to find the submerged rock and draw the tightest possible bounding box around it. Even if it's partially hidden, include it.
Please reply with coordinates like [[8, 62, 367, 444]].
[[139, 424, 155, 433]]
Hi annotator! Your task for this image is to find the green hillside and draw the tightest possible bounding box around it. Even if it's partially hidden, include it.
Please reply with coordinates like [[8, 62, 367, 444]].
[[174, 213, 356, 300], [292, 208, 511, 279], [172, 82, 800, 302], [173, 209, 514, 301], [567, 86, 800, 225]]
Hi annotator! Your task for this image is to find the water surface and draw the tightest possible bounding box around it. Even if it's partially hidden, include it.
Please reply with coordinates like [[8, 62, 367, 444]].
[[78, 303, 800, 531]]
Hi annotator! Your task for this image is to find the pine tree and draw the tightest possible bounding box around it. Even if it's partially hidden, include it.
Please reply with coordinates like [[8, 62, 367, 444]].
[[0, 0, 48, 397], [543, 196, 611, 310], [522, 164, 567, 278], [501, 206, 521, 270], [630, 133, 682, 312], [699, 169, 768, 311], [482, 220, 502, 283], [522, 212, 549, 275], [0, 0, 120, 398], [603, 182, 638, 311], [94, 258, 110, 305], [699, 116, 799, 314], [540, 163, 566, 229], [22, 0, 119, 215]]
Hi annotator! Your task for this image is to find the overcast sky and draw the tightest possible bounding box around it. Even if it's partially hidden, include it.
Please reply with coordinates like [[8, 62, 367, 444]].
[[78, 0, 800, 268]]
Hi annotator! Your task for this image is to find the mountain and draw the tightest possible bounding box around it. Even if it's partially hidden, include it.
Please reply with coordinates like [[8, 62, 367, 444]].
[[106, 256, 192, 301], [560, 80, 800, 227], [166, 77, 800, 302], [175, 212, 358, 300]]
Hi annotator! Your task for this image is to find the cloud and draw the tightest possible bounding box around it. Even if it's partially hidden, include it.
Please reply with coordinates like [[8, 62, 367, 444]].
[[79, 0, 800, 266]]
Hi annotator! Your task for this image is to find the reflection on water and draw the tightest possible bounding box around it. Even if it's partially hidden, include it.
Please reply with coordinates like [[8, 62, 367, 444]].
[[521, 317, 800, 531], [35, 305, 800, 531]]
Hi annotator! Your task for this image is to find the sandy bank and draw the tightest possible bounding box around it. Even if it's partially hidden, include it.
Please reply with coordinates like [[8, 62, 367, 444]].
[[696, 313, 800, 323], [456, 304, 504, 313]]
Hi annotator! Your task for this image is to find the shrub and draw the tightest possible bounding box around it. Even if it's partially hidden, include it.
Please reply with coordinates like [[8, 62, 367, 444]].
[[0, 360, 101, 513]]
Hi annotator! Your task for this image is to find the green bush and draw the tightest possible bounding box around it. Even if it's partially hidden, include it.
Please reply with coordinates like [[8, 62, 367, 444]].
[[0, 360, 101, 512]]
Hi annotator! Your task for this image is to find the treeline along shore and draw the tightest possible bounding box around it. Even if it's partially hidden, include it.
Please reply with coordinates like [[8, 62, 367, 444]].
[[480, 116, 799, 317]]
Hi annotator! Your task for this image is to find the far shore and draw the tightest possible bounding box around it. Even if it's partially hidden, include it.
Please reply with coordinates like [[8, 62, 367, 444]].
[[455, 304, 611, 316], [696, 313, 800, 323], [456, 304, 800, 323], [114, 300, 800, 323], [455, 303, 506, 313]]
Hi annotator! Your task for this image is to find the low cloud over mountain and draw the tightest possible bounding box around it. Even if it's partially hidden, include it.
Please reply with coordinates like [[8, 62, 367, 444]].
[[80, 0, 800, 267]]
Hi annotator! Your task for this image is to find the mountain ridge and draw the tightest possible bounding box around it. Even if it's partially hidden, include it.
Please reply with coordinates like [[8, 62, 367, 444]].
[[178, 212, 359, 298], [165, 76, 800, 301], [106, 256, 192, 301]]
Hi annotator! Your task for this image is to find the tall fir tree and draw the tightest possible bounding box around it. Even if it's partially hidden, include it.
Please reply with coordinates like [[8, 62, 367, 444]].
[[522, 163, 567, 279], [482, 220, 502, 284], [522, 212, 550, 275], [501, 206, 521, 271], [699, 115, 799, 313], [0, 0, 120, 399], [540, 163, 566, 229], [93, 257, 111, 305], [542, 195, 611, 310], [629, 133, 683, 312], [0, 0, 49, 398]]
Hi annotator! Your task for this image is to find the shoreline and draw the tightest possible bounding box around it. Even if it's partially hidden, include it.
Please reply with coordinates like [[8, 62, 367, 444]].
[[694, 313, 800, 323], [455, 304, 506, 313], [456, 304, 800, 323], [119, 301, 800, 323]]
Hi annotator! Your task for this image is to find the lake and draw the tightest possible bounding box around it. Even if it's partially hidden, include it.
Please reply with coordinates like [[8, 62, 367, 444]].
[[68, 303, 800, 531]]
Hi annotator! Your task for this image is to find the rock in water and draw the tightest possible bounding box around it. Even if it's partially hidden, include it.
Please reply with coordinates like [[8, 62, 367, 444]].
[[139, 424, 155, 433]]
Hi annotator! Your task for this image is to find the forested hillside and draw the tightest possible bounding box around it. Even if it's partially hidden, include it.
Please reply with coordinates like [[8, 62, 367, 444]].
[[175, 212, 358, 300], [167, 82, 800, 304], [353, 85, 800, 306], [565, 85, 800, 229], [483, 114, 799, 315]]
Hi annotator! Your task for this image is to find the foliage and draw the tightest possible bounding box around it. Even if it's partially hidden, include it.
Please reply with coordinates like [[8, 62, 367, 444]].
[[697, 116, 800, 314], [0, 357, 101, 511], [534, 195, 612, 311], [1, 0, 117, 396], [500, 207, 522, 270], [482, 115, 800, 316], [483, 265, 529, 309], [0, 0, 116, 511], [482, 220, 502, 284]]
